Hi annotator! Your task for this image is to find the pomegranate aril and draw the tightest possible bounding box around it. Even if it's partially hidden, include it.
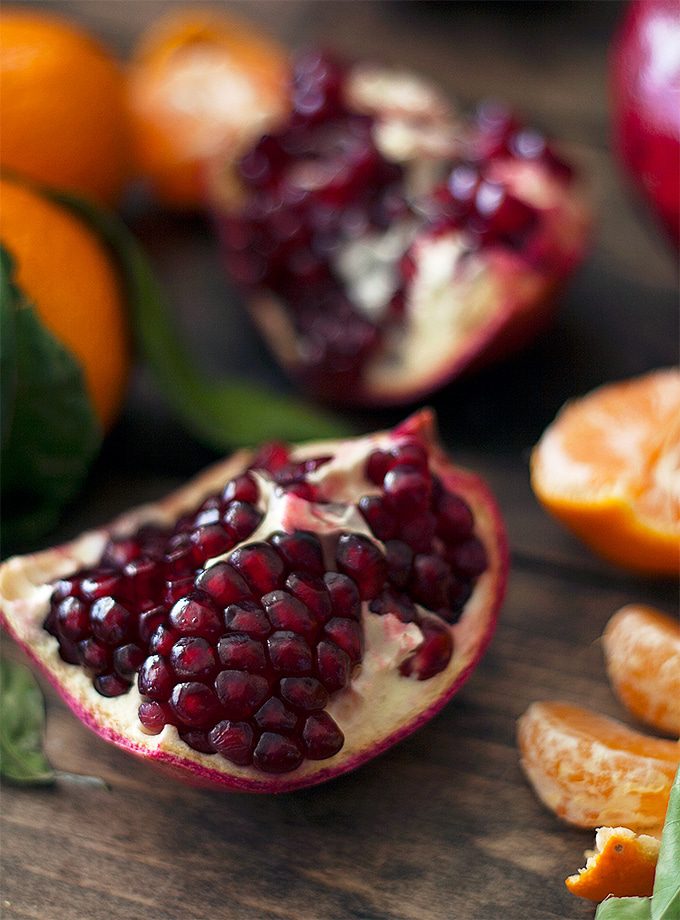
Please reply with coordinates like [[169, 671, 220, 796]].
[[389, 441, 429, 472], [336, 534, 386, 599], [267, 631, 313, 675], [195, 562, 250, 607], [222, 473, 259, 505], [179, 729, 216, 755], [400, 617, 453, 680], [215, 670, 270, 719], [51, 577, 81, 602], [94, 672, 130, 697], [253, 732, 303, 774], [81, 569, 121, 601], [138, 655, 174, 701], [221, 502, 262, 542], [448, 577, 473, 613], [101, 537, 141, 569], [399, 512, 437, 554], [58, 638, 80, 665], [190, 524, 235, 563], [230, 543, 285, 594], [448, 536, 488, 577], [164, 576, 195, 605], [163, 538, 195, 578], [369, 590, 418, 623], [262, 590, 317, 640], [169, 637, 217, 681], [410, 554, 452, 610], [56, 597, 90, 641], [170, 682, 222, 728], [138, 700, 169, 734], [270, 531, 325, 577], [366, 449, 391, 484], [90, 597, 132, 646], [302, 712, 344, 760], [169, 595, 223, 643], [383, 466, 432, 517], [150, 624, 179, 656], [384, 540, 414, 589], [123, 557, 161, 604], [285, 573, 332, 622], [113, 643, 146, 679], [224, 600, 271, 639], [217, 634, 267, 672], [250, 441, 289, 473], [359, 495, 398, 541], [78, 637, 110, 673], [436, 493, 474, 541], [324, 618, 363, 664], [209, 720, 254, 765], [138, 606, 166, 644], [316, 640, 351, 692], [280, 676, 328, 712], [324, 572, 361, 620], [254, 697, 298, 733]]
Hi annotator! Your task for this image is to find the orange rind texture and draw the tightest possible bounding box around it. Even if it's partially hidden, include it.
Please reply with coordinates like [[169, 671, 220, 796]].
[[127, 7, 290, 208], [517, 701, 680, 832], [565, 826, 659, 901], [604, 605, 680, 737], [531, 369, 680, 575]]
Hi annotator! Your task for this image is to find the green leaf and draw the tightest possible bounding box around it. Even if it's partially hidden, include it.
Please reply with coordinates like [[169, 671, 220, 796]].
[[52, 193, 352, 451], [595, 898, 653, 920], [0, 657, 55, 785], [651, 766, 680, 920], [0, 245, 101, 547]]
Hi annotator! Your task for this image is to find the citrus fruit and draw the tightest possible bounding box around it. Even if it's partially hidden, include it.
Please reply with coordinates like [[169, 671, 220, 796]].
[[565, 826, 659, 901], [531, 369, 680, 575], [128, 8, 289, 209], [603, 605, 680, 737], [0, 176, 129, 429], [0, 9, 128, 206], [517, 701, 680, 832]]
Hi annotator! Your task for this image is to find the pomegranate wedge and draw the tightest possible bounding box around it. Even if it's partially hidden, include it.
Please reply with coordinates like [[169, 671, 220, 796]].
[[212, 51, 590, 405], [0, 412, 507, 792]]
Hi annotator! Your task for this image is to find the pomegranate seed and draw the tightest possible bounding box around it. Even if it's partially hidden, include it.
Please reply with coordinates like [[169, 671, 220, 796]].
[[448, 536, 488, 577], [399, 512, 437, 554], [138, 700, 169, 734], [388, 440, 429, 472], [77, 637, 110, 673], [449, 576, 473, 612], [336, 534, 386, 599], [123, 557, 161, 605], [369, 590, 418, 623], [358, 495, 398, 541], [58, 638, 80, 664], [436, 493, 474, 541], [262, 591, 317, 640], [138, 655, 174, 701], [316, 640, 351, 692], [217, 634, 267, 672], [254, 698, 298, 733], [163, 541, 195, 578], [302, 711, 344, 759], [366, 449, 391, 484], [270, 531, 325, 576], [230, 543, 285, 594], [400, 617, 453, 680], [281, 481, 319, 501], [179, 729, 216, 754], [189, 524, 234, 562], [102, 537, 141, 568], [285, 573, 332, 622], [221, 502, 263, 542], [209, 721, 254, 765], [323, 572, 361, 620], [94, 672, 130, 697], [410, 554, 452, 610], [384, 540, 414, 588], [224, 600, 271, 639], [214, 670, 270, 719], [149, 624, 179, 656], [169, 637, 217, 681], [113, 643, 146, 679], [222, 473, 259, 505], [383, 466, 432, 517], [90, 597, 132, 645], [250, 441, 289, 473], [169, 595, 223, 643], [81, 569, 121, 600], [267, 631, 313, 675], [195, 562, 250, 607], [193, 507, 221, 528], [170, 682, 222, 728], [253, 733, 303, 773], [56, 597, 90, 641], [280, 676, 328, 712], [164, 576, 195, 605], [324, 618, 363, 664], [138, 606, 166, 644]]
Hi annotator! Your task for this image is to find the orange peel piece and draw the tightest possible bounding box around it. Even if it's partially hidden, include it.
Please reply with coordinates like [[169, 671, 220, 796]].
[[517, 701, 680, 831], [565, 826, 659, 901], [604, 605, 680, 737]]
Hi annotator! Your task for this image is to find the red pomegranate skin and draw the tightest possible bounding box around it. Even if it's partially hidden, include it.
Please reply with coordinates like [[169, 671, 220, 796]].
[[611, 0, 680, 246]]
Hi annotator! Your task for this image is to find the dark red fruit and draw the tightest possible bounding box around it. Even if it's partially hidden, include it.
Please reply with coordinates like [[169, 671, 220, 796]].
[[217, 634, 267, 672], [336, 534, 386, 599], [209, 720, 255, 765], [253, 732, 303, 774], [91, 598, 132, 645], [230, 543, 285, 594], [303, 712, 344, 759], [214, 670, 270, 719], [170, 682, 222, 728], [169, 637, 217, 681], [195, 562, 250, 606], [169, 595, 223, 643]]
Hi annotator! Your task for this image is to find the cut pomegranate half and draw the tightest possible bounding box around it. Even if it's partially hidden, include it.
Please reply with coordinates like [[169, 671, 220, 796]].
[[211, 52, 590, 405], [0, 412, 507, 792]]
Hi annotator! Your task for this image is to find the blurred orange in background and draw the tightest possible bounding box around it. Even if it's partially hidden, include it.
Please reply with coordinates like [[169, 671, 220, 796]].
[[0, 8, 129, 207], [127, 8, 290, 209]]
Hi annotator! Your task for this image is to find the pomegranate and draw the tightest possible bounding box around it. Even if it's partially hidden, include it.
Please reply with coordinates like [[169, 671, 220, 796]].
[[0, 412, 507, 792], [611, 0, 680, 247], [211, 51, 590, 405]]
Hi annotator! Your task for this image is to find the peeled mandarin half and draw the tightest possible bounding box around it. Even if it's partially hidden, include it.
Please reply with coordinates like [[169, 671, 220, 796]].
[[531, 369, 680, 575], [565, 825, 659, 901], [604, 605, 680, 737], [517, 701, 680, 832]]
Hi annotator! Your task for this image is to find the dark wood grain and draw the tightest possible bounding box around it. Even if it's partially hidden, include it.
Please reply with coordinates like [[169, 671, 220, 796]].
[[2, 2, 678, 919]]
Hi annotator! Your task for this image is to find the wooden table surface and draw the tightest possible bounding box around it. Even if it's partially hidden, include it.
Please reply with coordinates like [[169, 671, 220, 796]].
[[2, 2, 678, 919]]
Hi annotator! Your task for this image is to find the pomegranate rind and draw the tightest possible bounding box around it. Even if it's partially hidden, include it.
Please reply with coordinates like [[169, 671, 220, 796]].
[[517, 701, 680, 832], [0, 413, 508, 792], [565, 826, 659, 901]]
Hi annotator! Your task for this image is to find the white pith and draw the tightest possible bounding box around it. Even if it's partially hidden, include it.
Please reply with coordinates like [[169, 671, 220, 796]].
[[0, 415, 506, 787]]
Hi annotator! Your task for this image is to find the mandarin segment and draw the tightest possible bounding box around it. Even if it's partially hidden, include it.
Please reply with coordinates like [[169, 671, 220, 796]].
[[565, 826, 659, 901], [531, 369, 680, 575], [517, 701, 680, 831], [603, 605, 680, 737]]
